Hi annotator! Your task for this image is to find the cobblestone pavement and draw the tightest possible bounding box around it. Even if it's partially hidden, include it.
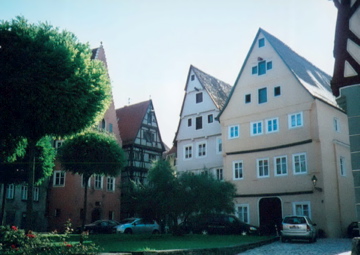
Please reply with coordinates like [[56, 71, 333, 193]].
[[238, 238, 352, 255]]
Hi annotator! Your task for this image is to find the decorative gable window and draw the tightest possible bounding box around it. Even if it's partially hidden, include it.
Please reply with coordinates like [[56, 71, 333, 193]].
[[53, 171, 65, 187], [258, 61, 266, 75], [196, 116, 202, 130], [184, 145, 193, 159], [196, 92, 203, 103], [191, 74, 195, 81], [251, 121, 263, 136], [258, 38, 265, 48], [228, 125, 240, 139], [144, 130, 155, 143], [252, 61, 273, 76], [258, 88, 267, 104]]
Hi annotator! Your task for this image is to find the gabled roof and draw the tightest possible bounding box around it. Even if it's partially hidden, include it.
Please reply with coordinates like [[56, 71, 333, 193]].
[[219, 28, 339, 119], [116, 100, 151, 146], [91, 43, 108, 69], [189, 65, 232, 110]]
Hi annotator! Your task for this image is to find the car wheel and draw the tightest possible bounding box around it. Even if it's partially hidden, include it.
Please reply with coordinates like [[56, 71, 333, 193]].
[[201, 229, 209, 235], [124, 228, 133, 234], [152, 230, 160, 234]]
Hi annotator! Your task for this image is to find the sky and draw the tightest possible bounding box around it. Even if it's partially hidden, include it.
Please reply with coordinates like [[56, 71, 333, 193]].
[[1, 0, 338, 147]]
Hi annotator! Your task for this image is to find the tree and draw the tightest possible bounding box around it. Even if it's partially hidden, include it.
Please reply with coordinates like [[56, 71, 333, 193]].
[[58, 130, 125, 229], [0, 136, 55, 225], [130, 161, 236, 234], [0, 16, 111, 231]]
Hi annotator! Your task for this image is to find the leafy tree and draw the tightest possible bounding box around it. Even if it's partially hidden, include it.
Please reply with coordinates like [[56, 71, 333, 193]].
[[0, 16, 111, 231], [58, 130, 125, 229], [0, 136, 55, 225]]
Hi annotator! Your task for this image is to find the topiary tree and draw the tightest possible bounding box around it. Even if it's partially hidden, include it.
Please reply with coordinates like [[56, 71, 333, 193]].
[[0, 16, 111, 231], [58, 130, 126, 229]]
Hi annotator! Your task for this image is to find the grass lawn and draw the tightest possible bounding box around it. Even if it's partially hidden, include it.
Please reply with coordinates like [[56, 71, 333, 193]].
[[76, 234, 273, 252]]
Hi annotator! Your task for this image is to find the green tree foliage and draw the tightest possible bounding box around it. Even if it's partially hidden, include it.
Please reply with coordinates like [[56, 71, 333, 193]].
[[58, 130, 126, 228], [130, 161, 236, 234]]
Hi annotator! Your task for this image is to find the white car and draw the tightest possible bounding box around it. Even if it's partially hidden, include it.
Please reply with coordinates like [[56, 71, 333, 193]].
[[114, 218, 160, 234], [281, 215, 317, 243]]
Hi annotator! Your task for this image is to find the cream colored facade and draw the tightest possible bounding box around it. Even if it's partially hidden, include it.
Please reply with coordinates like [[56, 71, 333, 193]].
[[219, 29, 356, 237]]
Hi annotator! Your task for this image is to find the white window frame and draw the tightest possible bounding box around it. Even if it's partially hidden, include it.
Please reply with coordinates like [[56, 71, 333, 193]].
[[6, 184, 15, 199], [340, 156, 346, 176], [334, 117, 340, 132], [288, 112, 303, 129], [228, 125, 240, 139], [266, 118, 279, 134], [274, 155, 287, 176], [82, 175, 91, 188], [236, 204, 250, 224], [257, 158, 270, 178], [53, 170, 66, 187], [293, 201, 311, 218], [197, 142, 207, 158], [292, 153, 307, 175], [33, 187, 40, 201], [94, 175, 104, 190], [21, 185, 28, 200], [107, 177, 116, 192], [233, 160, 243, 180], [216, 168, 223, 181], [251, 121, 263, 136], [184, 144, 193, 160], [216, 137, 222, 154]]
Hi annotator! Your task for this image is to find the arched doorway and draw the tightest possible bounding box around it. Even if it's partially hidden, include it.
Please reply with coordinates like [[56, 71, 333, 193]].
[[259, 197, 282, 235]]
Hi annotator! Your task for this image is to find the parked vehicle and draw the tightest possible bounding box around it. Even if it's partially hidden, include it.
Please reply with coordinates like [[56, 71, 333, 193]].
[[181, 213, 259, 235], [281, 216, 317, 243], [84, 220, 119, 234], [347, 221, 360, 237], [114, 218, 160, 234]]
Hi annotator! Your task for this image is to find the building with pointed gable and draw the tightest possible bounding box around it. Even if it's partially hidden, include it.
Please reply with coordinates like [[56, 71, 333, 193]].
[[116, 100, 165, 218], [46, 44, 123, 232], [218, 28, 355, 237], [174, 65, 231, 179]]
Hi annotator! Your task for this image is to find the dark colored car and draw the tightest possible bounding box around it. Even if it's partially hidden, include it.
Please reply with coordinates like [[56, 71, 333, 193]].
[[181, 214, 259, 235], [84, 220, 119, 234], [348, 222, 360, 237]]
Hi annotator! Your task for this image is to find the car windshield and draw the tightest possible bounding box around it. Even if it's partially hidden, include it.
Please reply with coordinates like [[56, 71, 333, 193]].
[[284, 217, 306, 224], [119, 218, 136, 224]]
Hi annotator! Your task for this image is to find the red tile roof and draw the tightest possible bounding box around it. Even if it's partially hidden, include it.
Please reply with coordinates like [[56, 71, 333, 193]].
[[116, 100, 151, 146]]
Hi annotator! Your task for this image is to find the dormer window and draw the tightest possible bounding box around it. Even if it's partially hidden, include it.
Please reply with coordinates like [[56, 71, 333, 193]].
[[196, 92, 203, 103], [258, 38, 265, 48]]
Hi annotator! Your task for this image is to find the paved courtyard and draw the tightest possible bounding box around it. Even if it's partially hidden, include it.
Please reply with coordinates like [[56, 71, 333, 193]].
[[238, 238, 352, 255]]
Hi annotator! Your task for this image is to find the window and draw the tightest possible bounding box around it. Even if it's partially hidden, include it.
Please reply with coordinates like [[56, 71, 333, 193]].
[[109, 211, 115, 220], [53, 171, 65, 187], [257, 158, 269, 178], [208, 114, 213, 123], [6, 184, 15, 199], [236, 204, 249, 223], [147, 112, 153, 124], [228, 125, 240, 139], [107, 177, 115, 191], [266, 61, 273, 70], [274, 156, 287, 176], [94, 175, 103, 189], [144, 130, 155, 143], [33, 187, 39, 201], [293, 153, 307, 174], [245, 94, 251, 103], [184, 145, 193, 159], [340, 156, 346, 176], [191, 74, 195, 81], [216, 168, 223, 180], [289, 112, 303, 128], [251, 121, 263, 136], [188, 118, 192, 127], [21, 185, 28, 200], [233, 161, 243, 180], [274, 86, 281, 96], [293, 201, 311, 218], [216, 137, 222, 154], [196, 116, 202, 130], [149, 154, 156, 162], [266, 118, 279, 133], [109, 123, 113, 133], [82, 175, 91, 188], [258, 38, 265, 48], [258, 88, 267, 104], [197, 142, 206, 157], [258, 61, 266, 75], [334, 118, 340, 132], [252, 66, 258, 75], [196, 92, 203, 103]]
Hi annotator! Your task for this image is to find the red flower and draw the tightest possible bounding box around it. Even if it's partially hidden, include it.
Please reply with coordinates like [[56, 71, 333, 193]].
[[64, 242, 72, 248], [11, 226, 18, 231], [11, 244, 17, 249]]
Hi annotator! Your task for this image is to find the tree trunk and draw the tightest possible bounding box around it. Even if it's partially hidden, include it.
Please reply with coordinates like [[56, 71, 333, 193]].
[[25, 139, 36, 233], [0, 181, 7, 225], [82, 175, 90, 230]]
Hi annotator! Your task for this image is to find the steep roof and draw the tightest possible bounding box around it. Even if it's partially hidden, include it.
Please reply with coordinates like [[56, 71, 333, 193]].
[[190, 65, 232, 110], [91, 43, 108, 69], [116, 100, 151, 146], [219, 28, 339, 119]]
